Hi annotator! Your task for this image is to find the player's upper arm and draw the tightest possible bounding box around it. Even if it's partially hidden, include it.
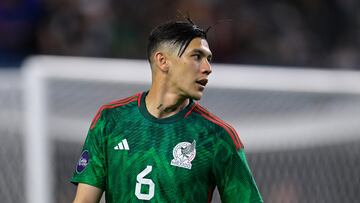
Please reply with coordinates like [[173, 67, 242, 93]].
[[213, 136, 263, 203], [73, 183, 103, 203]]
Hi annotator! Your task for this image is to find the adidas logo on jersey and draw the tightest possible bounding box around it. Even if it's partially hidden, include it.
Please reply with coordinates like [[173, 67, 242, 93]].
[[114, 139, 129, 150]]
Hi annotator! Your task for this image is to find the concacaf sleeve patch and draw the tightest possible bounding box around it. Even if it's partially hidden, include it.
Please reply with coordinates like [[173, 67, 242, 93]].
[[76, 150, 89, 174]]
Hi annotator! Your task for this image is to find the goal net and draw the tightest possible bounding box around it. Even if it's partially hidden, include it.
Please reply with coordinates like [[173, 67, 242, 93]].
[[21, 56, 360, 203]]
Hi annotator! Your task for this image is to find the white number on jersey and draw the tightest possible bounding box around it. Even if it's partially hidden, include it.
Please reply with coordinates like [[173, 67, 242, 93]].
[[135, 165, 155, 200]]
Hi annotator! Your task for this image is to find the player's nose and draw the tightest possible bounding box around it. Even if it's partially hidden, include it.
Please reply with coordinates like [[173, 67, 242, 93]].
[[201, 59, 212, 75]]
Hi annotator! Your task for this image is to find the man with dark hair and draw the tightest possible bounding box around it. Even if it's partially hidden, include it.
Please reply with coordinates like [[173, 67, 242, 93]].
[[71, 20, 263, 203]]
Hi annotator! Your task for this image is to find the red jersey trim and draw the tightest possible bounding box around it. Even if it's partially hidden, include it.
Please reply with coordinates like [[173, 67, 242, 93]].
[[137, 92, 142, 107], [195, 104, 243, 147], [184, 102, 197, 118], [90, 94, 139, 130], [207, 186, 214, 203], [107, 94, 138, 106], [193, 104, 243, 150]]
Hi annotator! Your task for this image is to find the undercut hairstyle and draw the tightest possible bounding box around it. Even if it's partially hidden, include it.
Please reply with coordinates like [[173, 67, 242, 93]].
[[147, 20, 208, 63]]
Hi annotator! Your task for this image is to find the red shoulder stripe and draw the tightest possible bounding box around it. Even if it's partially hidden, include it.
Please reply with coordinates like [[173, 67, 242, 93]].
[[194, 108, 243, 150], [137, 92, 142, 107], [195, 105, 243, 148], [194, 105, 243, 150], [195, 104, 243, 147], [108, 94, 138, 106], [184, 102, 197, 118], [90, 94, 139, 130]]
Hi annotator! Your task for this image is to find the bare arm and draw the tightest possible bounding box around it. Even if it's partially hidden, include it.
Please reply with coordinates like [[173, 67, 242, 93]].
[[73, 183, 103, 203]]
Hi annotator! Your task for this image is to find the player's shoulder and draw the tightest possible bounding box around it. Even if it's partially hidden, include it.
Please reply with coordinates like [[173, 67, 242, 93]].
[[192, 103, 244, 150], [89, 92, 141, 130], [105, 93, 140, 109]]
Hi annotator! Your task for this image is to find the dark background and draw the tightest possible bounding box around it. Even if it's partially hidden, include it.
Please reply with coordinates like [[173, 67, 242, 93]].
[[0, 0, 359, 69]]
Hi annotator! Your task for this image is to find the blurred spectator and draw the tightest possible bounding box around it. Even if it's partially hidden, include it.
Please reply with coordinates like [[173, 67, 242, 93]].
[[1, 0, 359, 69], [37, 0, 113, 56], [0, 0, 44, 66]]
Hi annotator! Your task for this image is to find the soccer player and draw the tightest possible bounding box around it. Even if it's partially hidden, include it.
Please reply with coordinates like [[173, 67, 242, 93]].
[[71, 20, 263, 203]]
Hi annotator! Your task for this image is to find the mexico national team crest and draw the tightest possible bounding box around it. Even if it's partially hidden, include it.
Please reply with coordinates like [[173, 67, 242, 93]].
[[170, 140, 196, 170]]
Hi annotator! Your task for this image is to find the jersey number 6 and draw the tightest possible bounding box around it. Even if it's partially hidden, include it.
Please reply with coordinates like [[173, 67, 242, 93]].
[[135, 165, 155, 200]]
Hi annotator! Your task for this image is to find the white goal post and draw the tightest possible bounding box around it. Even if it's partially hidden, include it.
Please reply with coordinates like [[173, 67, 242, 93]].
[[22, 55, 360, 203]]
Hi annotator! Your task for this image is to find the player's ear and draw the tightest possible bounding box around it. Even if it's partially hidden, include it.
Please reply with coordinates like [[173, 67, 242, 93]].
[[154, 51, 169, 72]]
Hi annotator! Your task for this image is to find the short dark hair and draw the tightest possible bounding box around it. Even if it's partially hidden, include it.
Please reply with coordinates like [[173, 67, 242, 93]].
[[147, 21, 208, 63]]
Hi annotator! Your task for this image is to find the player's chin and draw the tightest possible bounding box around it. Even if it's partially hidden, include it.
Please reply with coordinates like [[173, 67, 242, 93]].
[[190, 89, 205, 100]]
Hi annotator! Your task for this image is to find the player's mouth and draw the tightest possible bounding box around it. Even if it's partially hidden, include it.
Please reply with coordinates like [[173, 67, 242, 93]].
[[196, 79, 208, 88]]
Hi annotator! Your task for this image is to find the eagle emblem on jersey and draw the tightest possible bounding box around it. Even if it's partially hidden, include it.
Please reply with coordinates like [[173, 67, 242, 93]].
[[170, 140, 196, 170]]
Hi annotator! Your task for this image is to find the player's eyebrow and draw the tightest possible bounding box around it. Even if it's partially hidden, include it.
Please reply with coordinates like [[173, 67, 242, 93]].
[[191, 49, 212, 59]]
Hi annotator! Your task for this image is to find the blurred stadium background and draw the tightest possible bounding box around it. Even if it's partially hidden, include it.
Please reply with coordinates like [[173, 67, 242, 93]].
[[1, 0, 360, 203]]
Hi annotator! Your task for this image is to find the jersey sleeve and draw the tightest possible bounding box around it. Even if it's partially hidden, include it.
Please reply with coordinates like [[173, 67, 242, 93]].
[[213, 132, 263, 203], [70, 108, 107, 190]]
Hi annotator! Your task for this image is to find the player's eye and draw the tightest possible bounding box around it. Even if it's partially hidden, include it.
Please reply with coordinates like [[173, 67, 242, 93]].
[[192, 54, 201, 61]]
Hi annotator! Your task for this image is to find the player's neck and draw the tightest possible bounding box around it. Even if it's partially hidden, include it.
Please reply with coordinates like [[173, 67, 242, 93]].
[[145, 88, 189, 119]]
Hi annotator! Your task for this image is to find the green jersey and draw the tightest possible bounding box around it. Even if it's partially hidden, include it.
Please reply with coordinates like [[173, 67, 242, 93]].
[[71, 92, 263, 203]]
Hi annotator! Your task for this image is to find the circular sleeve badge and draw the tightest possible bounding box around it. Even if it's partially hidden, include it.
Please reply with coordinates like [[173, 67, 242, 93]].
[[76, 150, 89, 174]]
